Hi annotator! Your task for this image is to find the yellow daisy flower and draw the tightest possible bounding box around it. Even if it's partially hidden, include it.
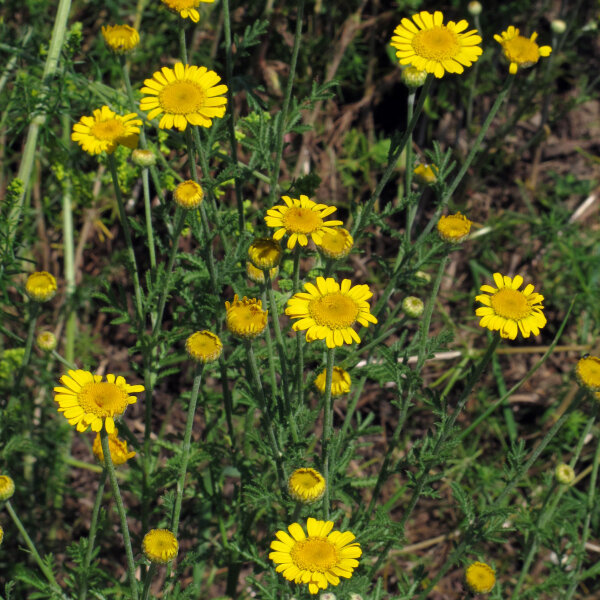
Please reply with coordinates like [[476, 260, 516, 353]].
[[413, 163, 437, 185], [437, 212, 472, 242], [0, 524, 3, 546], [316, 227, 353, 260], [225, 295, 268, 339], [248, 237, 282, 270], [139, 62, 228, 131], [142, 529, 178, 564], [54, 370, 144, 433], [288, 468, 326, 503], [494, 26, 552, 75], [92, 429, 136, 466], [101, 24, 140, 54], [390, 11, 482, 79], [174, 180, 204, 209], [185, 330, 223, 363], [575, 355, 600, 391], [264, 195, 344, 250], [314, 366, 351, 397], [475, 273, 546, 340], [0, 475, 15, 501], [465, 561, 495, 594], [25, 271, 57, 302], [160, 0, 214, 23], [269, 518, 361, 595], [286, 277, 377, 348]]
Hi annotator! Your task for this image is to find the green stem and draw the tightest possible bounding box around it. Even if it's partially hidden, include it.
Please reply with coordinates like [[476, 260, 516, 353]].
[[15, 302, 39, 388], [101, 430, 139, 600], [404, 90, 416, 242], [321, 347, 335, 519], [141, 563, 156, 600], [292, 247, 304, 406], [179, 25, 187, 65], [219, 353, 235, 447]]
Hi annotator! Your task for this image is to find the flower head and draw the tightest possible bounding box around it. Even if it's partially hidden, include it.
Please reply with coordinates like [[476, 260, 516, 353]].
[[160, 0, 214, 23], [72, 106, 141, 155], [402, 296, 424, 318], [576, 355, 600, 391], [400, 66, 428, 89], [225, 295, 268, 340], [54, 370, 144, 433], [0, 475, 15, 501], [92, 429, 136, 466], [475, 273, 546, 340], [316, 227, 353, 260], [185, 330, 223, 363], [465, 561, 495, 593], [288, 468, 326, 503], [269, 518, 361, 595], [140, 62, 227, 131], [555, 463, 575, 485], [391, 11, 482, 79], [36, 331, 57, 351], [101, 24, 140, 54], [265, 196, 343, 250], [25, 271, 57, 302], [413, 163, 437, 184], [437, 212, 472, 242], [174, 180, 203, 209], [494, 26, 552, 74], [132, 149, 156, 167], [142, 529, 179, 563], [286, 277, 377, 348], [314, 367, 351, 397], [0, 524, 3, 546], [248, 238, 282, 270], [247, 262, 278, 284]]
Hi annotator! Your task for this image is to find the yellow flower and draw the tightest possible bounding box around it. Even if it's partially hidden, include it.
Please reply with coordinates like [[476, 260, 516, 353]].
[[286, 277, 377, 348], [576, 355, 600, 391], [101, 24, 140, 54], [72, 106, 141, 156], [36, 331, 57, 351], [494, 26, 552, 75], [54, 370, 144, 433], [0, 475, 15, 501], [316, 227, 353, 260], [248, 237, 282, 270], [92, 429, 136, 466], [0, 524, 3, 546], [475, 273, 546, 340], [185, 330, 223, 363], [174, 180, 203, 209], [25, 271, 57, 302], [465, 561, 495, 594], [265, 195, 343, 250], [288, 468, 326, 503], [225, 295, 268, 340], [555, 463, 575, 485], [413, 163, 437, 184], [391, 11, 482, 79], [142, 529, 178, 563], [140, 62, 227, 131], [247, 262, 278, 284], [437, 212, 472, 242], [269, 518, 361, 595], [160, 0, 215, 23], [314, 367, 351, 397]]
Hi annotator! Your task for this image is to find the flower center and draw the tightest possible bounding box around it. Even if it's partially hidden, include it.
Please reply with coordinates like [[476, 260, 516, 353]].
[[504, 37, 539, 65], [490, 288, 531, 320], [412, 26, 460, 60], [293, 471, 321, 490], [177, 181, 201, 201], [91, 119, 125, 141], [282, 207, 323, 234], [321, 231, 347, 252], [309, 293, 359, 329], [159, 80, 205, 114], [78, 382, 130, 417], [166, 0, 197, 9], [578, 357, 600, 388], [291, 537, 338, 572]]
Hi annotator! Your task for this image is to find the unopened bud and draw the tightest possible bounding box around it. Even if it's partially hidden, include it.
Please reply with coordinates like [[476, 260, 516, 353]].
[[555, 463, 575, 485], [401, 66, 428, 89], [551, 19, 567, 34], [402, 296, 424, 318], [131, 149, 156, 167], [467, 1, 482, 16], [36, 331, 57, 351]]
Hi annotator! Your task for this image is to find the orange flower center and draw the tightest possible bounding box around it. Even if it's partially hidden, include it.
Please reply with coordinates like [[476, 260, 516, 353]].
[[504, 36, 540, 66], [159, 80, 205, 114], [282, 207, 323, 234], [78, 382, 129, 417], [490, 288, 531, 320], [309, 293, 359, 329], [290, 538, 339, 572]]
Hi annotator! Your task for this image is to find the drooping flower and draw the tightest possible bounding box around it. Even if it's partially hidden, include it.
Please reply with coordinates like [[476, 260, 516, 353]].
[[160, 0, 215, 23], [391, 11, 482, 79], [288, 468, 326, 503], [0, 475, 15, 501], [494, 26, 552, 75], [185, 330, 223, 363], [316, 227, 353, 260], [173, 180, 203, 209], [142, 529, 179, 563], [92, 429, 136, 466], [437, 212, 472, 242], [140, 62, 227, 131], [286, 277, 377, 348], [101, 24, 140, 54], [314, 367, 351, 397], [575, 355, 600, 391], [225, 295, 268, 340], [475, 273, 546, 340], [248, 238, 282, 270], [54, 370, 144, 433], [465, 561, 495, 593], [265, 196, 343, 250], [269, 518, 361, 595], [71, 106, 141, 155], [25, 271, 57, 302]]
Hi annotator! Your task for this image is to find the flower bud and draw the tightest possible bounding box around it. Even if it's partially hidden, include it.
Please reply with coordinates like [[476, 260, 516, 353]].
[[36, 331, 57, 352], [132, 149, 156, 167], [467, 1, 482, 16], [402, 296, 424, 318], [25, 271, 57, 302], [401, 66, 428, 89], [0, 475, 15, 501], [555, 463, 575, 485], [551, 19, 567, 34]]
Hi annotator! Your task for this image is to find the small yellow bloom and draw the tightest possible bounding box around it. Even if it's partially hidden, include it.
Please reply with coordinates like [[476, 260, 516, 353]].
[[555, 463, 575, 485], [185, 330, 223, 363], [576, 355, 600, 391], [0, 524, 3, 546], [92, 429, 136, 466], [25, 271, 57, 302], [413, 163, 437, 185], [465, 561, 495, 594], [0, 475, 15, 501], [174, 180, 203, 209], [248, 237, 282, 270], [246, 262, 278, 284], [160, 0, 215, 23], [494, 26, 552, 75], [288, 468, 326, 503], [437, 212, 472, 243], [101, 24, 140, 54], [225, 295, 268, 340], [314, 367, 351, 397], [316, 227, 353, 260], [142, 529, 178, 564], [36, 331, 57, 351]]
